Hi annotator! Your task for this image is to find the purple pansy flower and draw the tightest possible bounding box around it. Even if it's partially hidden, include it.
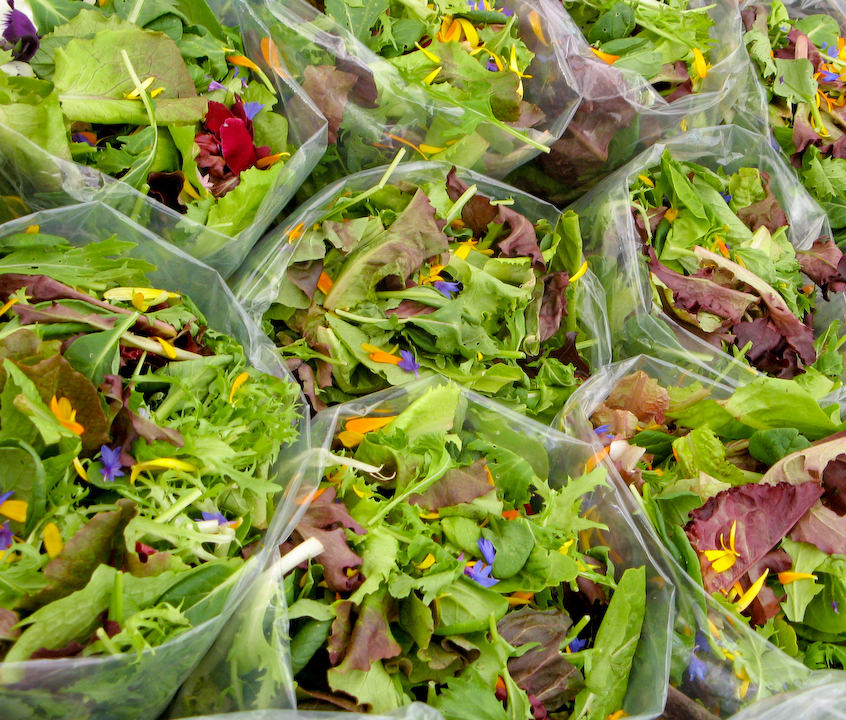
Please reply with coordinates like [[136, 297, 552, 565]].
[[433, 280, 462, 298], [243, 101, 264, 120], [2, 0, 39, 62], [397, 349, 420, 377], [0, 521, 12, 551], [98, 445, 125, 483]]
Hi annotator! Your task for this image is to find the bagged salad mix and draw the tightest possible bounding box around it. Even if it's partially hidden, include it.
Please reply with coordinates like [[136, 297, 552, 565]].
[[0, 0, 327, 277], [558, 354, 846, 717], [0, 202, 308, 719], [505, 0, 756, 205], [569, 123, 846, 395], [174, 378, 675, 718], [231, 160, 610, 423], [739, 0, 846, 251], [246, 0, 582, 197]]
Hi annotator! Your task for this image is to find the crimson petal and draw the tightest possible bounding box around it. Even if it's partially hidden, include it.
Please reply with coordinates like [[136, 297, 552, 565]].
[[219, 118, 257, 175], [204, 101, 234, 135]]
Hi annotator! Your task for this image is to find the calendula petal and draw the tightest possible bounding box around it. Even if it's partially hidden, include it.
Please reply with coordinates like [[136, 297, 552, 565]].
[[43, 522, 63, 558], [338, 430, 365, 448], [692, 47, 708, 79], [570, 260, 589, 283], [529, 10, 547, 46], [456, 18, 479, 48], [156, 337, 178, 359], [130, 458, 199, 482], [229, 372, 250, 404], [736, 569, 769, 612], [591, 47, 619, 64], [344, 416, 396, 434], [778, 571, 818, 584], [73, 457, 89, 481], [0, 297, 18, 316], [0, 499, 27, 523], [227, 55, 261, 72]]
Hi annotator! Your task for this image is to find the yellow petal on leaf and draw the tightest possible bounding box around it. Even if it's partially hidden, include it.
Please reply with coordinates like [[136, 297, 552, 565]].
[[0, 499, 27, 523], [591, 47, 619, 64], [344, 416, 396, 434], [529, 10, 547, 46], [43, 522, 63, 558], [456, 18, 479, 48], [73, 457, 89, 481], [227, 55, 261, 72], [570, 260, 589, 283], [130, 458, 199, 483], [778, 571, 817, 584], [736, 569, 770, 613], [423, 66, 442, 85], [338, 430, 365, 448], [229, 372, 250, 404], [156, 337, 178, 359], [413, 553, 436, 570], [0, 297, 18, 316], [25, 224, 39, 234], [692, 47, 708, 79], [414, 42, 441, 63], [507, 591, 534, 606]]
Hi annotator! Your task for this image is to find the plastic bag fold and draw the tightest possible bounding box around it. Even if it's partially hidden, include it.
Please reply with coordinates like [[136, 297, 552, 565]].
[[0, 0, 327, 278], [0, 202, 310, 720]]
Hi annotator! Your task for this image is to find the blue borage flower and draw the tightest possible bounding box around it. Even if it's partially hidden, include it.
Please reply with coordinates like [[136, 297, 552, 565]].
[[243, 101, 264, 120], [397, 349, 420, 377], [478, 537, 496, 565], [202, 510, 233, 526], [686, 631, 710, 682], [99, 446, 125, 483]]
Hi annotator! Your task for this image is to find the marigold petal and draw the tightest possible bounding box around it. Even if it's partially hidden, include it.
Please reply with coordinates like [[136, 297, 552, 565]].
[[156, 337, 178, 359], [591, 47, 619, 64], [736, 569, 769, 612], [229, 372, 250, 404], [778, 571, 817, 584], [130, 458, 199, 483], [227, 55, 261, 72], [529, 10, 547, 46], [73, 457, 89, 481], [0, 499, 27, 523], [692, 47, 709, 79], [570, 260, 589, 283], [414, 553, 436, 570], [456, 18, 479, 48], [338, 430, 365, 448], [0, 297, 19, 316]]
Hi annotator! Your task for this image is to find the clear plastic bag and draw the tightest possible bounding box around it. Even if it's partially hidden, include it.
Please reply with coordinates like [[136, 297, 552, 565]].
[[556, 354, 846, 718], [0, 0, 327, 278], [170, 377, 676, 718], [504, 0, 759, 205], [566, 123, 846, 399], [247, 0, 582, 197], [0, 202, 311, 719], [179, 703, 448, 720], [230, 160, 611, 422]]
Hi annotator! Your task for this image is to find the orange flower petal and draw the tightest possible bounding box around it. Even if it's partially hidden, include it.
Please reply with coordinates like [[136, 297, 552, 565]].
[[344, 416, 397, 434]]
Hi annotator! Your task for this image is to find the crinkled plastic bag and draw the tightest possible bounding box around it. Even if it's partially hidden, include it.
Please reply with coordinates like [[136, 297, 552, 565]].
[[229, 160, 611, 418], [168, 377, 675, 718], [556, 354, 846, 718], [179, 703, 447, 720], [248, 0, 582, 197], [505, 0, 760, 204], [0, 0, 327, 278], [567, 123, 846, 398], [0, 202, 311, 720]]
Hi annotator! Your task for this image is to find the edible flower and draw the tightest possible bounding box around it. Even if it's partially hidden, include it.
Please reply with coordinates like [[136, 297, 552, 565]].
[[507, 591, 534, 605], [0, 489, 26, 523], [778, 571, 817, 584], [398, 350, 420, 376], [229, 371, 250, 404], [2, 0, 39, 62], [50, 395, 85, 435], [465, 537, 498, 587], [72, 457, 88, 481], [339, 415, 397, 448], [130, 457, 199, 483], [591, 47, 619, 64], [201, 510, 238, 527], [433, 279, 462, 298], [692, 48, 709, 79], [98, 446, 125, 483], [567, 636, 587, 652], [735, 569, 769, 613], [833, 600, 840, 615], [0, 521, 12, 552], [703, 519, 740, 573], [43, 522, 63, 557]]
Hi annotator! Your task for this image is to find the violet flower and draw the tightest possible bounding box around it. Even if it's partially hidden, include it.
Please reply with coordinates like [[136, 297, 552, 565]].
[[202, 510, 231, 526], [568, 636, 587, 652], [0, 490, 12, 507], [594, 424, 611, 435], [433, 280, 462, 298], [0, 521, 12, 551], [465, 560, 499, 587], [243, 101, 264, 120], [2, 0, 38, 62], [99, 445, 125, 482], [833, 600, 840, 615], [687, 653, 708, 682], [207, 79, 227, 91], [478, 537, 496, 565], [397, 349, 420, 377]]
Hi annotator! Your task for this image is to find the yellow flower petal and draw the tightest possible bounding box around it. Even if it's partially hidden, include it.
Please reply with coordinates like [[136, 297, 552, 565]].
[[704, 550, 737, 574], [338, 430, 365, 448], [455, 18, 479, 48], [50, 395, 85, 435], [227, 55, 261, 72], [286, 222, 305, 244], [130, 458, 199, 483], [73, 457, 89, 481], [415, 42, 441, 63], [591, 47, 619, 64], [344, 416, 397, 434], [413, 553, 436, 570], [104, 287, 177, 304], [664, 208, 679, 224], [637, 174, 654, 188], [229, 371, 250, 404], [570, 260, 589, 283], [736, 569, 769, 612], [0, 296, 19, 316], [156, 337, 178, 359], [261, 37, 289, 79], [256, 152, 287, 169], [43, 522, 63, 558], [778, 571, 817, 584], [25, 224, 39, 234], [529, 10, 547, 46], [692, 47, 708, 79], [507, 591, 534, 606], [0, 499, 27, 523], [418, 144, 445, 155], [419, 511, 439, 519], [423, 66, 442, 85]]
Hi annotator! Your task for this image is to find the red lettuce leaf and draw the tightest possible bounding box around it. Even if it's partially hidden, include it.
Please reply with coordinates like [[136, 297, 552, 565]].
[[408, 459, 493, 509], [735, 172, 789, 233], [302, 65, 357, 144], [796, 239, 846, 300], [686, 481, 823, 593], [538, 272, 570, 342], [791, 502, 846, 555], [335, 589, 402, 673]]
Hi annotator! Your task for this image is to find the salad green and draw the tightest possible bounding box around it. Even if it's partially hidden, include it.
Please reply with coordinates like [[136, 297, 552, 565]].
[[0, 225, 300, 672], [278, 381, 668, 719], [233, 161, 607, 423]]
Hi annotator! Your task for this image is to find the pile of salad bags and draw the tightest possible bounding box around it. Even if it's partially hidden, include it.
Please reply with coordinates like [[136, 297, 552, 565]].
[[556, 354, 846, 717], [231, 160, 610, 423], [734, 0, 846, 251], [568, 122, 846, 396], [168, 378, 676, 719], [245, 0, 582, 198], [504, 0, 761, 205], [0, 0, 327, 277], [0, 201, 310, 719]]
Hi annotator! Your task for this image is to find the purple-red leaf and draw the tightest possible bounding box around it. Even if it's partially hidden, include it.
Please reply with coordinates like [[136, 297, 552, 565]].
[[796, 239, 846, 299], [686, 481, 823, 593], [301, 65, 357, 144], [409, 459, 494, 510], [791, 502, 846, 555]]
